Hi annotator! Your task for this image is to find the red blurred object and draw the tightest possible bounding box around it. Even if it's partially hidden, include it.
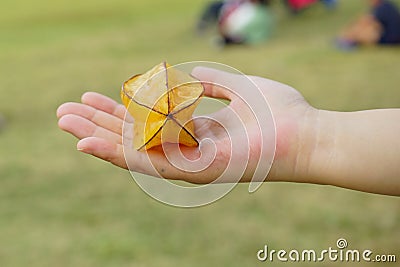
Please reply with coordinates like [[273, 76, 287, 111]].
[[287, 0, 318, 11]]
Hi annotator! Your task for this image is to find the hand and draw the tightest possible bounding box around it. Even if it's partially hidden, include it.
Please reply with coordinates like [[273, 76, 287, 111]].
[[57, 67, 317, 184], [57, 66, 400, 195]]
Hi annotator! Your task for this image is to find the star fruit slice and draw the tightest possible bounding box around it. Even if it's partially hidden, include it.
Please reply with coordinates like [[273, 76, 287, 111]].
[[121, 62, 204, 151]]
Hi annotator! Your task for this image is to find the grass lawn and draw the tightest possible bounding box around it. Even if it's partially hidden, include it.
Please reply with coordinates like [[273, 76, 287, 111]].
[[0, 0, 399, 266]]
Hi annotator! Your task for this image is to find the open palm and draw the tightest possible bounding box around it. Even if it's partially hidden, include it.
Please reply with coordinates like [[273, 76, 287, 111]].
[[57, 67, 314, 184]]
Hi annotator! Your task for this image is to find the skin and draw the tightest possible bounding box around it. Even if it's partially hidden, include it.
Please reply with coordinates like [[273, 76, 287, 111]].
[[57, 67, 400, 196]]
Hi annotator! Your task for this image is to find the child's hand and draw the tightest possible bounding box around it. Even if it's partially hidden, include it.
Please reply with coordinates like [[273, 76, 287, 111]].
[[57, 67, 400, 196]]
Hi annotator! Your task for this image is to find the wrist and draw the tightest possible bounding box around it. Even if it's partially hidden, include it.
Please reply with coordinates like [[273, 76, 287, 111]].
[[267, 106, 325, 184], [300, 109, 337, 185]]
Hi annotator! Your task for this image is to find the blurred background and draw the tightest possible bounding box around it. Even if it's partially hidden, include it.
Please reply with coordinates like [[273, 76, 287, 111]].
[[0, 0, 399, 266]]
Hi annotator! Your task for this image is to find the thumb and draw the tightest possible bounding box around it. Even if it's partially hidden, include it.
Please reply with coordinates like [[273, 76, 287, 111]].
[[191, 66, 245, 100]]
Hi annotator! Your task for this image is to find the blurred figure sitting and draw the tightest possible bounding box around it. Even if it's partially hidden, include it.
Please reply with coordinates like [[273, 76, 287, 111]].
[[197, 0, 274, 46], [337, 0, 400, 49]]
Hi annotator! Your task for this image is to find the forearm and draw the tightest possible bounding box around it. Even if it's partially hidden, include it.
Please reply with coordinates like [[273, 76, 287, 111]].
[[307, 109, 400, 196]]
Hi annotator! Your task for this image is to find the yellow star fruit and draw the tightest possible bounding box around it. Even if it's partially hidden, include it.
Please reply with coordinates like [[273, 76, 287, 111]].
[[121, 62, 204, 151]]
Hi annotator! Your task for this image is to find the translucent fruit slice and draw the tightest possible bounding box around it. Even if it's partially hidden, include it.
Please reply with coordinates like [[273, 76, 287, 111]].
[[121, 62, 204, 151]]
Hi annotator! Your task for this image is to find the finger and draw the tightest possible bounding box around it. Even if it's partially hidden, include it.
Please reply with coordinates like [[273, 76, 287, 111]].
[[78, 136, 221, 184], [77, 137, 182, 179], [81, 92, 127, 121], [58, 114, 122, 144], [77, 136, 167, 177], [191, 66, 241, 100], [57, 102, 123, 136], [77, 137, 128, 169]]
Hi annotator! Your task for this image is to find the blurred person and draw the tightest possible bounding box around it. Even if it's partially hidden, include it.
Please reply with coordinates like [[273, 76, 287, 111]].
[[337, 0, 400, 49], [197, 0, 273, 45], [218, 0, 274, 45], [57, 67, 400, 196]]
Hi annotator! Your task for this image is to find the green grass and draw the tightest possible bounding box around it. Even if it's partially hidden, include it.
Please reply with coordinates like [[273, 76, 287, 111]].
[[1, 0, 399, 266]]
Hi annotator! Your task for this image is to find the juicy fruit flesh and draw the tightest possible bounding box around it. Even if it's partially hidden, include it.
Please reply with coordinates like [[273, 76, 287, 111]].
[[121, 62, 204, 151]]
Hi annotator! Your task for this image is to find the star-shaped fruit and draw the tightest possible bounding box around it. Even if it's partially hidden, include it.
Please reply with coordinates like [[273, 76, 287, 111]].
[[121, 62, 204, 151]]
